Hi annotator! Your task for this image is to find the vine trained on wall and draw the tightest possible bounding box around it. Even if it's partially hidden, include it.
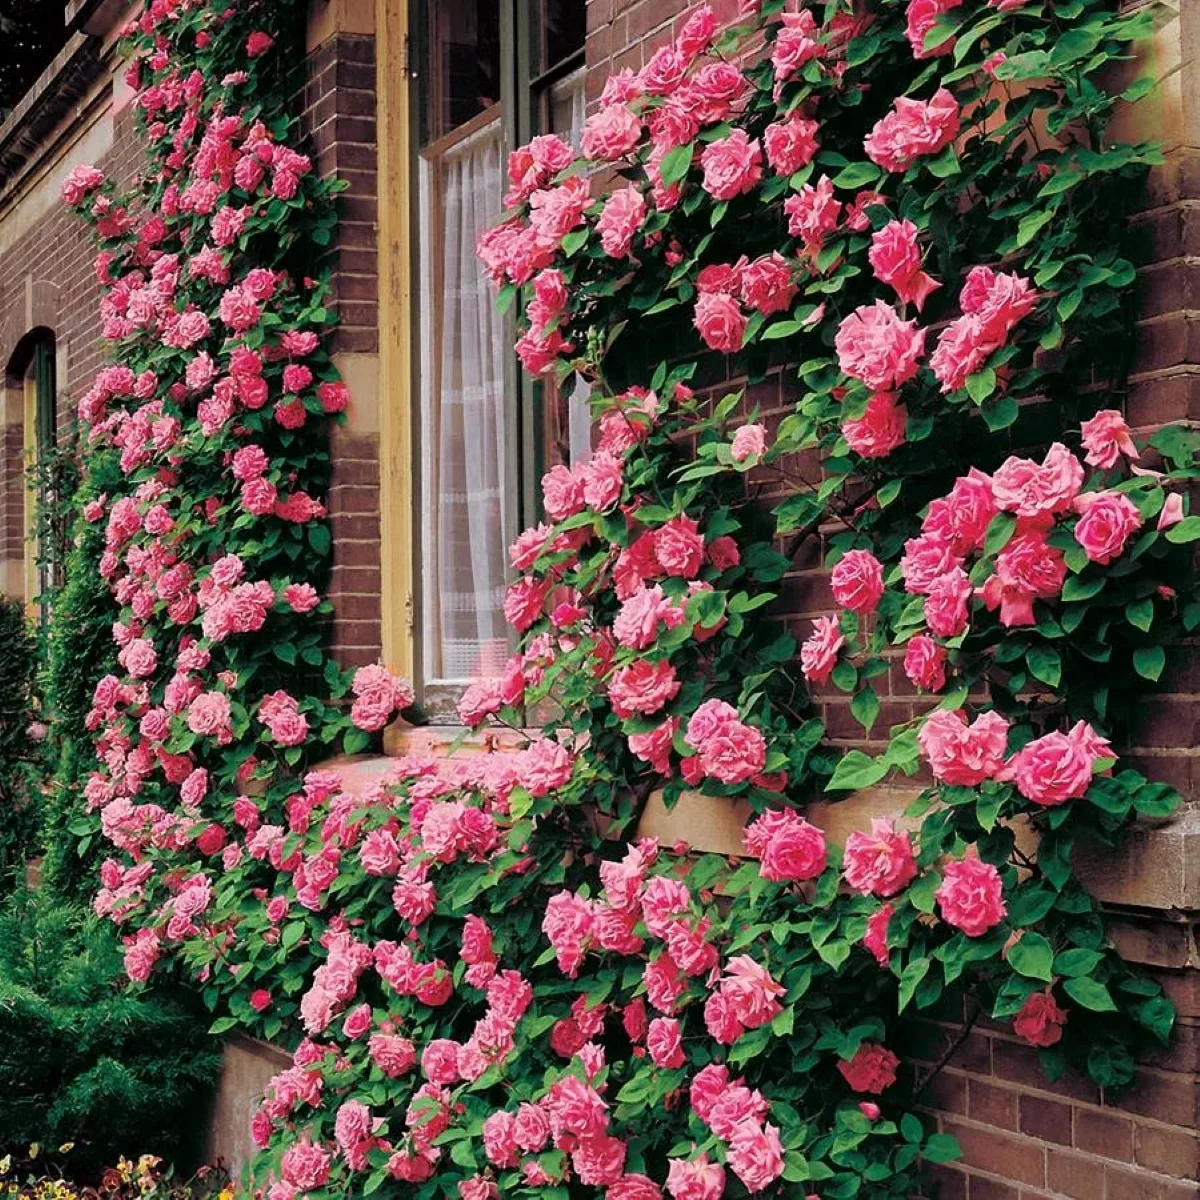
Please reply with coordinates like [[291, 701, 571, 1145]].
[[62, 0, 1200, 1198]]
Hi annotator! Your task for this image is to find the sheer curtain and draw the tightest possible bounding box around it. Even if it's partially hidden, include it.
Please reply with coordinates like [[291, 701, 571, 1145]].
[[420, 115, 510, 682]]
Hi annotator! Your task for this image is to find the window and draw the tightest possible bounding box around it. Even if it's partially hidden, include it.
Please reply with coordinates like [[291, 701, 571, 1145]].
[[415, 0, 586, 709], [17, 333, 56, 614]]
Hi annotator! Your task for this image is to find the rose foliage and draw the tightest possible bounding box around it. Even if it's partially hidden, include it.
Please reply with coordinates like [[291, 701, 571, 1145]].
[[63, 0, 1200, 1198]]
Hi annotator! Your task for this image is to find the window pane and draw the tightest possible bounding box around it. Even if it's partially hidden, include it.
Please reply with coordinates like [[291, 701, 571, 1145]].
[[423, 0, 501, 143], [534, 0, 586, 77], [420, 118, 512, 683]]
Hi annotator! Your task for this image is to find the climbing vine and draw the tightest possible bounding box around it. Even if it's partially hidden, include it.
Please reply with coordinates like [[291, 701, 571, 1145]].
[[62, 0, 1200, 1198]]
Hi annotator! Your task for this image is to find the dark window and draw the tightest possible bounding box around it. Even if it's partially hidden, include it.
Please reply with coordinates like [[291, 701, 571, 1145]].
[[0, 2, 67, 120], [422, 0, 502, 145]]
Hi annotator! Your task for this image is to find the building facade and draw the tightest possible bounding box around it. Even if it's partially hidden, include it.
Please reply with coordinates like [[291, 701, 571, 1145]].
[[0, 0, 1198, 1195]]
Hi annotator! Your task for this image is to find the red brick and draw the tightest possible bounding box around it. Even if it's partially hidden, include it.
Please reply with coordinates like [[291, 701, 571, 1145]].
[[1072, 1107, 1134, 1161], [1134, 1123, 1200, 1179], [941, 1123, 1046, 1189], [1019, 1095, 1071, 1146], [1046, 1149, 1106, 1200], [968, 1081, 1019, 1132]]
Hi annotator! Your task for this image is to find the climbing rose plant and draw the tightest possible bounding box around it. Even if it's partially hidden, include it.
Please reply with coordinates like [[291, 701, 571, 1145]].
[[63, 0, 1200, 1198]]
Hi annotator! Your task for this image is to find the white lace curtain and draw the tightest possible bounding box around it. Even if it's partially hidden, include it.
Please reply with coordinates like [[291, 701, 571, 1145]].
[[420, 70, 589, 685], [420, 114, 510, 682]]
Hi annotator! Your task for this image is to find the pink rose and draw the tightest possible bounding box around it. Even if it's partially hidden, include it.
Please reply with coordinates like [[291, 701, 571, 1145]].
[[1013, 989, 1068, 1047], [936, 851, 1007, 936], [731, 423, 768, 462], [763, 114, 820, 175], [726, 1121, 784, 1193], [1158, 492, 1185, 530], [684, 699, 767, 785], [771, 9, 821, 82], [835, 301, 926, 391], [992, 443, 1084, 517], [628, 719, 678, 775], [838, 1042, 899, 1094], [666, 1153, 725, 1200], [1007, 721, 1112, 806], [542, 462, 584, 520], [800, 615, 844, 684], [922, 468, 996, 554], [842, 391, 908, 459], [904, 634, 947, 691], [582, 105, 642, 161], [699, 129, 763, 200], [693, 291, 747, 353], [597, 186, 647, 258], [863, 903, 894, 967], [1072, 490, 1142, 564], [609, 660, 681, 718], [869, 219, 940, 311], [905, 0, 963, 58], [1081, 409, 1138, 469], [740, 253, 796, 315], [843, 818, 919, 897], [529, 177, 591, 245], [980, 529, 1067, 627], [900, 532, 963, 595], [830, 548, 884, 615], [864, 88, 960, 172], [654, 515, 705, 578], [580, 450, 625, 511], [784, 176, 841, 252], [918, 709, 1010, 785], [647, 1017, 685, 1068], [744, 808, 827, 881]]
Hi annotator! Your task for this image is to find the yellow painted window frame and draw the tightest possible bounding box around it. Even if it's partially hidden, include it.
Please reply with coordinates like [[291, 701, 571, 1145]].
[[377, 0, 416, 681]]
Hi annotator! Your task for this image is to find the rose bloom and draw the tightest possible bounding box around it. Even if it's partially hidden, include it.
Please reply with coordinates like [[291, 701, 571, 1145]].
[[904, 634, 946, 691], [937, 851, 1007, 935], [863, 903, 894, 967], [647, 1017, 685, 1069], [1007, 720, 1112, 806], [900, 532, 962, 595], [837, 1042, 900, 1094], [597, 186, 647, 258], [922, 468, 996, 555], [800, 615, 844, 684], [699, 129, 763, 200], [743, 808, 827, 881], [763, 113, 820, 175], [1072, 490, 1142, 564], [608, 659, 681, 718], [740, 252, 796, 316], [830, 548, 884, 616], [1013, 989, 1068, 1047], [1081, 408, 1138, 469], [980, 529, 1068, 627], [992, 442, 1084, 517], [842, 391, 908, 459], [731, 423, 767, 462], [918, 709, 1010, 786], [693, 291, 747, 353], [869, 219, 940, 310], [726, 1120, 784, 1193], [906, 0, 962, 57], [842, 818, 919, 897], [654, 514, 705, 578], [864, 88, 960, 172], [666, 1153, 725, 1200], [784, 176, 841, 252], [581, 104, 641, 160], [835, 300, 926, 391]]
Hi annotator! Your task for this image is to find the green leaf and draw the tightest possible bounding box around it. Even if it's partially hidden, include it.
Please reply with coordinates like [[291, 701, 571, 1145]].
[[825, 749, 888, 792], [830, 161, 882, 189], [1125, 597, 1154, 632], [1054, 948, 1104, 978], [922, 1133, 961, 1164], [1026, 645, 1061, 688], [850, 685, 881, 733], [659, 142, 694, 188], [1063, 976, 1118, 1012], [1016, 208, 1055, 248], [1133, 645, 1165, 682], [1008, 932, 1054, 982], [898, 958, 931, 1013], [1165, 516, 1200, 543], [984, 513, 1017, 556]]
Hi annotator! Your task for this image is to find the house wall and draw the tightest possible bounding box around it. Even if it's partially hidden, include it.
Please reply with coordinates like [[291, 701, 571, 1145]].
[[578, 2, 1200, 1198]]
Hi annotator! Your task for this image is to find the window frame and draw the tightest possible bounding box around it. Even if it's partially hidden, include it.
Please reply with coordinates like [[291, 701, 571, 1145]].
[[407, 0, 586, 716]]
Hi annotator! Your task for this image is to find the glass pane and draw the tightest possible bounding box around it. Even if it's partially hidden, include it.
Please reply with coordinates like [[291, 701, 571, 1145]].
[[423, 0, 502, 143], [535, 0, 586, 77], [419, 119, 513, 683]]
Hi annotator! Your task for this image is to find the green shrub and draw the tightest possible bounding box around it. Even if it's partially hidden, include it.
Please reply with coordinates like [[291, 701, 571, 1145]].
[[0, 891, 219, 1175], [0, 600, 39, 890]]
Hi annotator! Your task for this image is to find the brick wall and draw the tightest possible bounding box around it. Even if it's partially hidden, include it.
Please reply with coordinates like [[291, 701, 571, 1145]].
[[302, 29, 384, 668], [582, 2, 1200, 1197]]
